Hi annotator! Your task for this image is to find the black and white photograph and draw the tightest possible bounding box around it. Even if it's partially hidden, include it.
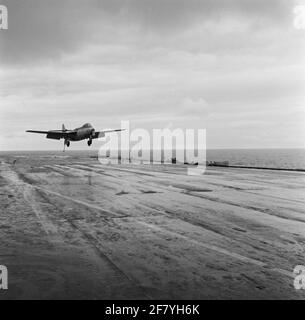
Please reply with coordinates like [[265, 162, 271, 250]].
[[0, 0, 305, 304]]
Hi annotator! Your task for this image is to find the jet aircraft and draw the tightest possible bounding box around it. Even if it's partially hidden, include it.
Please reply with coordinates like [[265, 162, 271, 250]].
[[26, 123, 124, 150]]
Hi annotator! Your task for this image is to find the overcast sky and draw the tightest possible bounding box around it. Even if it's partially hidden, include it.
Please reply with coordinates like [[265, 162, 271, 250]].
[[0, 0, 304, 150]]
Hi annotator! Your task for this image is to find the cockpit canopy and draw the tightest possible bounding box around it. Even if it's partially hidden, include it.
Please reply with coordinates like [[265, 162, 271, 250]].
[[83, 123, 92, 128]]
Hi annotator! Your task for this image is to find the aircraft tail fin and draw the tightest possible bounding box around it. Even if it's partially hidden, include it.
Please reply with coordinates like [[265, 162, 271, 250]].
[[62, 124, 66, 131]]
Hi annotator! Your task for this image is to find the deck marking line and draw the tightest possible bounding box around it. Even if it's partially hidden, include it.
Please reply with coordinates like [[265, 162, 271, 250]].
[[33, 186, 124, 218], [136, 220, 294, 278]]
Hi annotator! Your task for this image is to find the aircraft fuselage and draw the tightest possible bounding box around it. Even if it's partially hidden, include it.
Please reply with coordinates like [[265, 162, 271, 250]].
[[69, 126, 95, 141]]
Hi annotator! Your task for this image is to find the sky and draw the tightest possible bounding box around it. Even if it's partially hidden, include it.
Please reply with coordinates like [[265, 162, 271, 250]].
[[0, 0, 304, 150]]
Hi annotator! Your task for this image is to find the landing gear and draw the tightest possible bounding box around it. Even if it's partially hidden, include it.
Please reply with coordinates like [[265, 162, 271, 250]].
[[87, 139, 92, 146], [63, 140, 70, 152]]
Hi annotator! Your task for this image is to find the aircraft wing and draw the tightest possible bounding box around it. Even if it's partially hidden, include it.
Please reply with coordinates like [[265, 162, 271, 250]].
[[26, 130, 77, 140], [26, 130, 50, 134], [92, 128, 125, 139]]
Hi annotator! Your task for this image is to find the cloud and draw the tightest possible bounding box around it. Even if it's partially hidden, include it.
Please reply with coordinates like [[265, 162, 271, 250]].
[[0, 0, 304, 150], [179, 98, 211, 117], [0, 0, 297, 64]]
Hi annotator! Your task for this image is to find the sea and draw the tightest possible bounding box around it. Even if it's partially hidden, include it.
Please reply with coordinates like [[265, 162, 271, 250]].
[[1, 148, 305, 171]]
